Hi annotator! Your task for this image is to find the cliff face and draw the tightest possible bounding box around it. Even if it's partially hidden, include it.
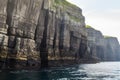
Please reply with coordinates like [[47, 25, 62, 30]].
[[1, 0, 119, 69], [87, 27, 120, 61], [0, 0, 88, 69], [104, 37, 120, 61]]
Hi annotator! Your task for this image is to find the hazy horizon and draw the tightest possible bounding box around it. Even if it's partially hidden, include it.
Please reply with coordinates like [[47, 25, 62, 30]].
[[67, 0, 120, 43]]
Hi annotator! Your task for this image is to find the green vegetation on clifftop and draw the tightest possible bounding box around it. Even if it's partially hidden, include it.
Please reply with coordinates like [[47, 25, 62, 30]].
[[104, 35, 115, 38], [86, 25, 92, 28]]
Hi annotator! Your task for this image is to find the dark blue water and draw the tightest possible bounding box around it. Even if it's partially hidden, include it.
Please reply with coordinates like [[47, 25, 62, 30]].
[[0, 62, 120, 80]]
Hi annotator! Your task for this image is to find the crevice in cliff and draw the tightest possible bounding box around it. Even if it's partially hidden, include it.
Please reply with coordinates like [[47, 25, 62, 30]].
[[2, 0, 17, 68], [53, 25, 57, 56], [6, 0, 15, 28], [79, 37, 87, 58], [59, 18, 65, 57], [40, 10, 49, 68]]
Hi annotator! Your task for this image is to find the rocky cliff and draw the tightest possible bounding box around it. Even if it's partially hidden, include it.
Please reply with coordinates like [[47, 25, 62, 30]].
[[0, 0, 88, 69], [104, 37, 120, 61], [0, 0, 119, 69], [86, 26, 120, 61]]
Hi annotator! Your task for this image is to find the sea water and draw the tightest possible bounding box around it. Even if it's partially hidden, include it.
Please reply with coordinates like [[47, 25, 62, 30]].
[[0, 62, 120, 80]]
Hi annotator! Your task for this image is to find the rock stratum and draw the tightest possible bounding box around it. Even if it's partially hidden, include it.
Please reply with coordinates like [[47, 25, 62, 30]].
[[0, 0, 119, 69]]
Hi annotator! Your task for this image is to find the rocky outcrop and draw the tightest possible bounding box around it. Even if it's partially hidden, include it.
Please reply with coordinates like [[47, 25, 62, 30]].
[[0, 0, 88, 69], [86, 26, 120, 61]]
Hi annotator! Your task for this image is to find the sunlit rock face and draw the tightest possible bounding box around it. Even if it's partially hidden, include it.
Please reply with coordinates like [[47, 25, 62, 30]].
[[87, 27, 120, 61], [0, 0, 88, 69]]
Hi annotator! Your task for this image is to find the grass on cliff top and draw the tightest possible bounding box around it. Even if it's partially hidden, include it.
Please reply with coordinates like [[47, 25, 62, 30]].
[[104, 35, 114, 38], [86, 25, 92, 28], [54, 0, 77, 7], [86, 25, 100, 31]]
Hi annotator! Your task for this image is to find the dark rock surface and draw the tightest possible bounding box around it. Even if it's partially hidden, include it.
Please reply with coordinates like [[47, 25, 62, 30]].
[[0, 0, 89, 69], [86, 27, 120, 61]]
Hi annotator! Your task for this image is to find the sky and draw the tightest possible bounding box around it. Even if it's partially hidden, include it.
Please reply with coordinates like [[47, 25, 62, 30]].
[[67, 0, 120, 42]]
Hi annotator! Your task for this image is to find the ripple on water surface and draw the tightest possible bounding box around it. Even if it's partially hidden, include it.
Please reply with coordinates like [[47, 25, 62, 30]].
[[0, 62, 120, 80]]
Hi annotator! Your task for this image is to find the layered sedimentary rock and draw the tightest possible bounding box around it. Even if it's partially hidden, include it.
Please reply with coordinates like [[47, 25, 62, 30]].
[[86, 26, 120, 61], [0, 0, 88, 69]]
